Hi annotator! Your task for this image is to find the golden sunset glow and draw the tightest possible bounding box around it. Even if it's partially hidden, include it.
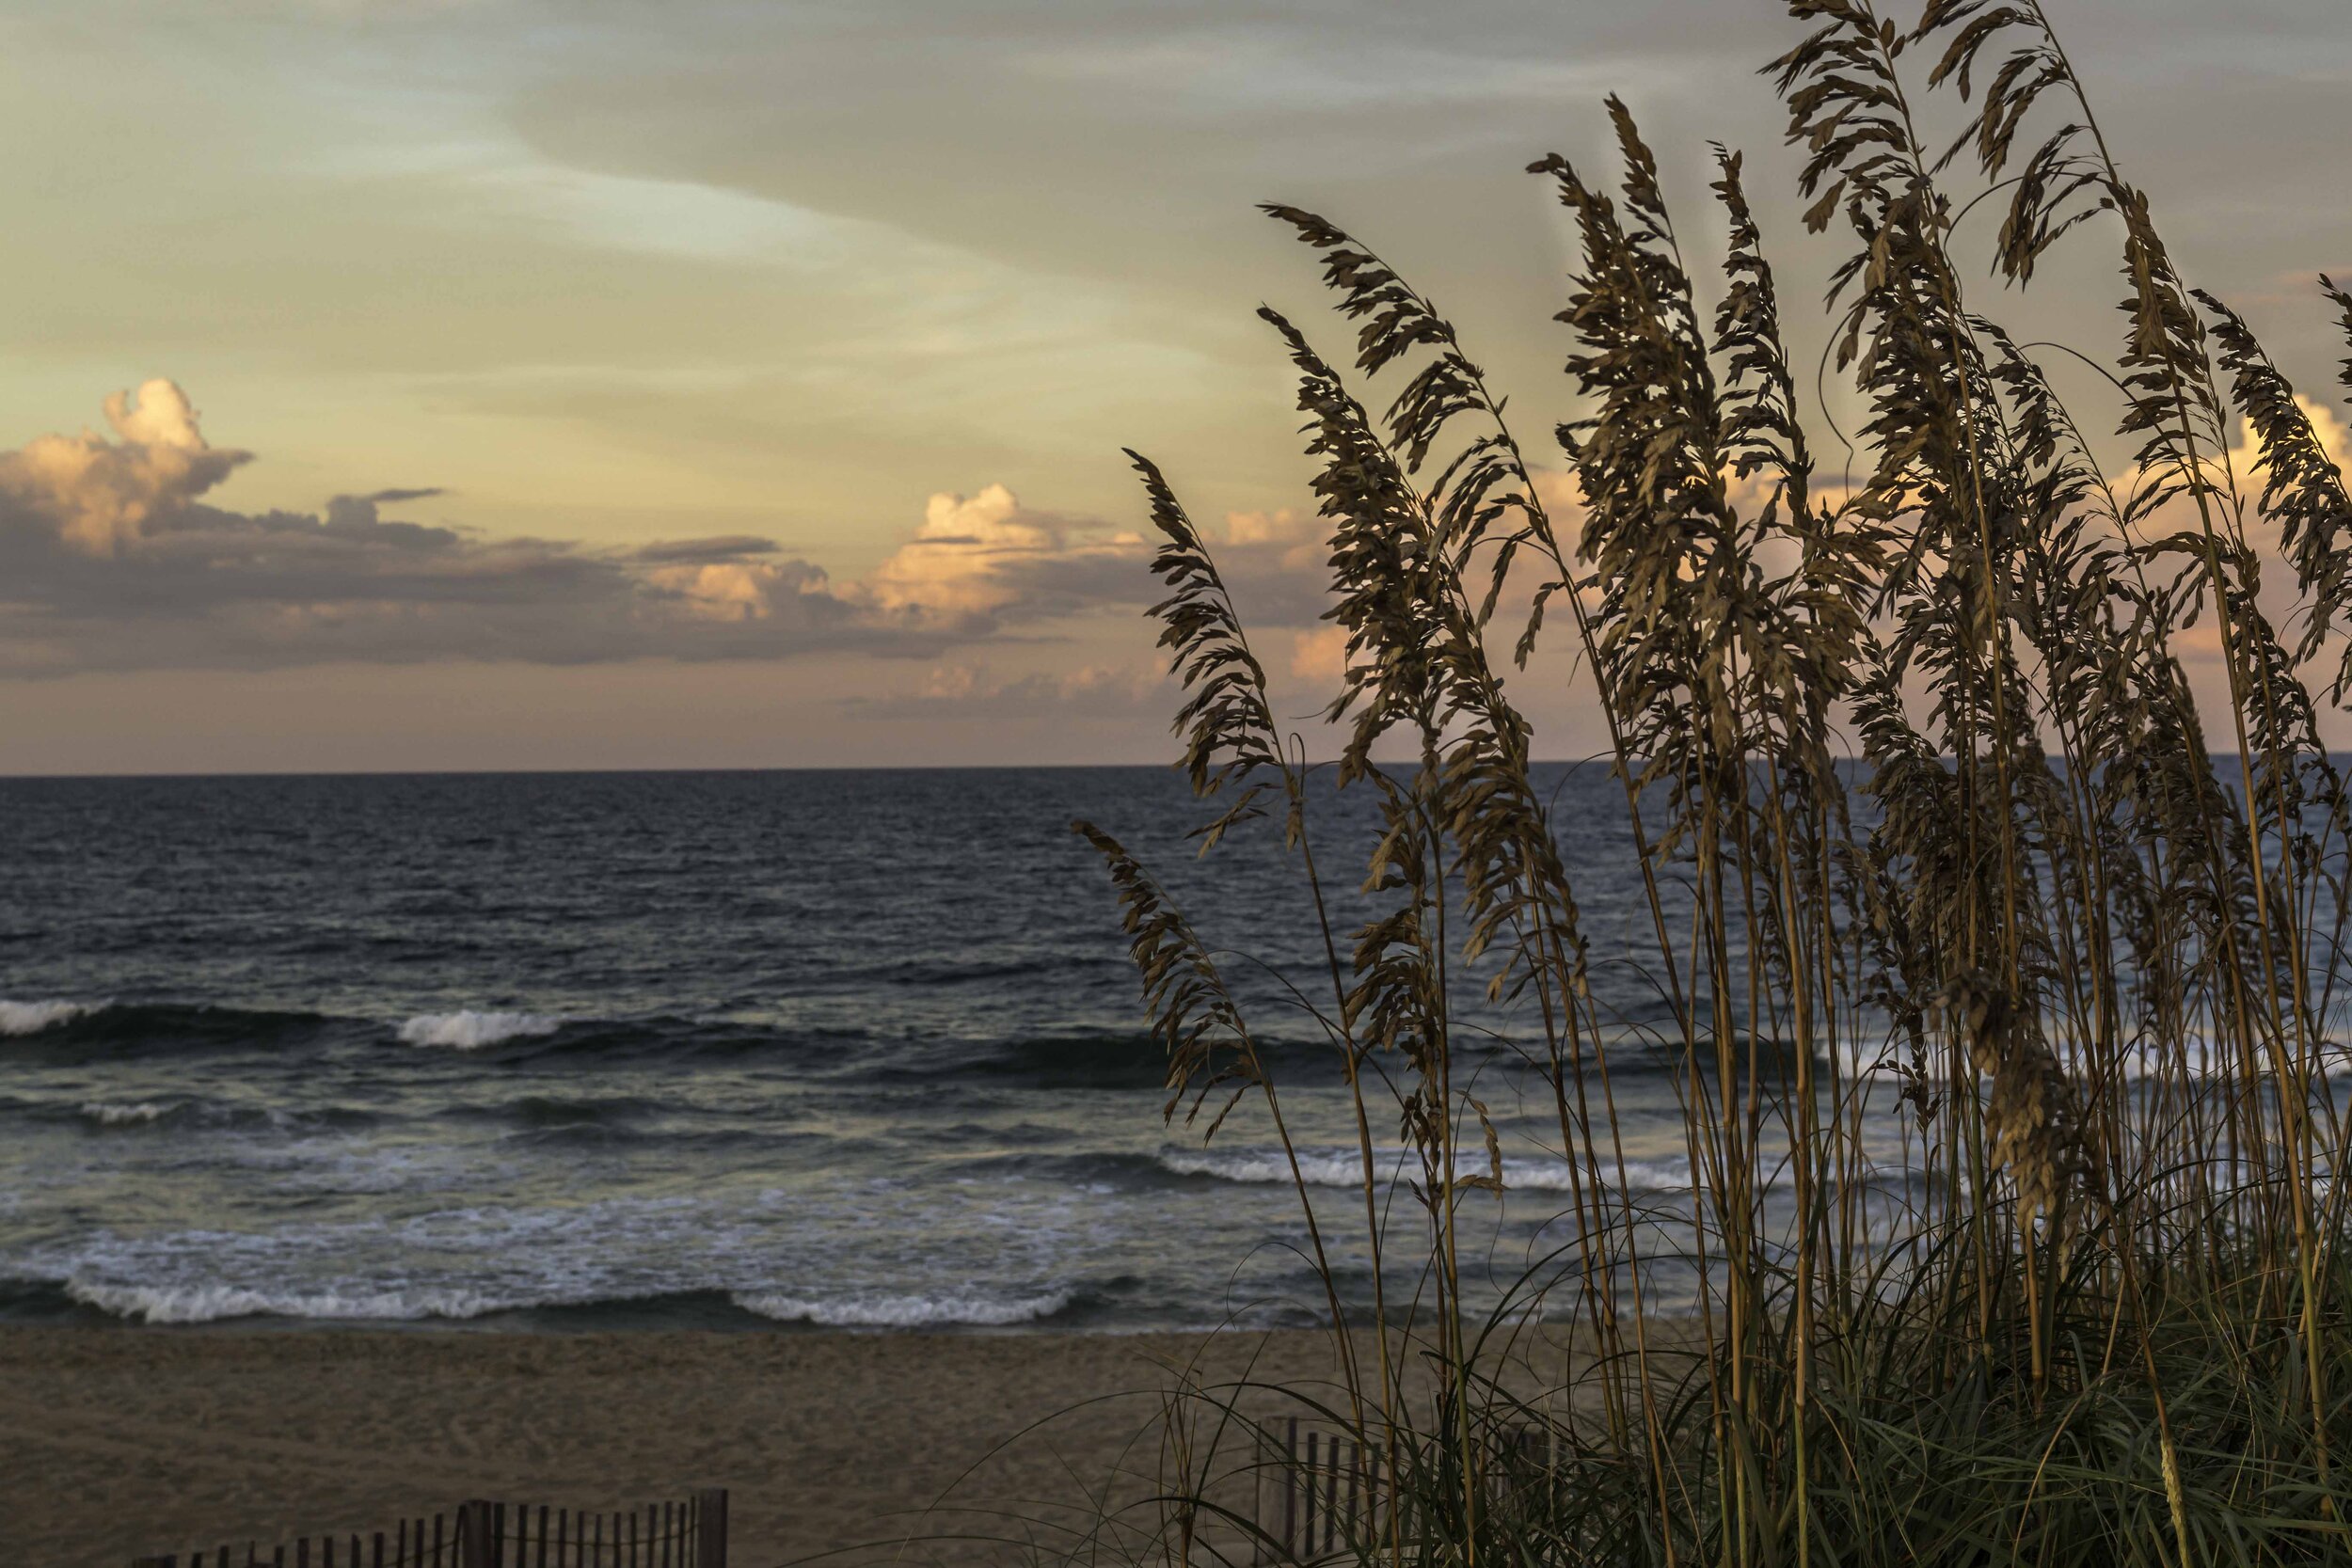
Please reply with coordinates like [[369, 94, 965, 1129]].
[[0, 0, 2344, 770]]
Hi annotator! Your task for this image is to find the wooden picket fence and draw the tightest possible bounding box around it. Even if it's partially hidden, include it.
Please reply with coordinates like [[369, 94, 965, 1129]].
[[1252, 1421, 1553, 1562], [131, 1489, 726, 1568], [1256, 1420, 1376, 1562]]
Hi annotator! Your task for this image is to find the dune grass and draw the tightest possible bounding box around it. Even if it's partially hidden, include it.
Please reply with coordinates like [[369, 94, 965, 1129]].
[[1073, 2, 2352, 1563]]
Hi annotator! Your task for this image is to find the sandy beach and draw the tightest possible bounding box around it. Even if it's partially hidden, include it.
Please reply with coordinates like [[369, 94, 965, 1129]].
[[0, 1326, 1400, 1568]]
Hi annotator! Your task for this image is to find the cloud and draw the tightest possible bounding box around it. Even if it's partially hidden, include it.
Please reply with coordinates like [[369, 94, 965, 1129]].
[[626, 534, 781, 564], [639, 558, 825, 624], [858, 483, 1146, 625], [0, 492, 879, 674], [1288, 625, 1347, 685], [0, 380, 251, 556], [1223, 507, 1313, 548], [2225, 394, 2349, 562], [2133, 392, 2352, 670], [0, 385, 898, 676], [0, 382, 1159, 675], [323, 487, 446, 531], [0, 379, 1606, 686], [845, 660, 1168, 721], [2275, 396, 2347, 469]]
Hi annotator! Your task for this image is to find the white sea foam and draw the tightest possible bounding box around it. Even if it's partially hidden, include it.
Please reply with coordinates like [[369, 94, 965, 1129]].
[[66, 1279, 504, 1324], [0, 999, 91, 1037], [1154, 1148, 1361, 1187], [78, 1101, 168, 1127], [396, 1010, 562, 1050], [1156, 1146, 1703, 1194], [13, 1178, 1109, 1335], [733, 1288, 1074, 1328], [223, 1139, 497, 1196]]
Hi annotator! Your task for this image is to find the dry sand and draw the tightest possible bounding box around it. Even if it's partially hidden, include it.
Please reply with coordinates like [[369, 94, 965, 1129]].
[[0, 1326, 1398, 1568]]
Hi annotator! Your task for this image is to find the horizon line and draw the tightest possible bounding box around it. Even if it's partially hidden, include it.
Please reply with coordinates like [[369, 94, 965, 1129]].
[[0, 752, 2290, 784]]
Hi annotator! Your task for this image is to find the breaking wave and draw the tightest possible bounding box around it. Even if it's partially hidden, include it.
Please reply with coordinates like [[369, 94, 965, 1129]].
[[732, 1288, 1076, 1328], [0, 1000, 334, 1055], [64, 1279, 508, 1324], [0, 999, 92, 1037], [397, 1011, 564, 1050], [77, 1101, 169, 1128]]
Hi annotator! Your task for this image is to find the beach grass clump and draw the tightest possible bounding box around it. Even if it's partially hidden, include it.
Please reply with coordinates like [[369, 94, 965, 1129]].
[[1073, 0, 2352, 1562]]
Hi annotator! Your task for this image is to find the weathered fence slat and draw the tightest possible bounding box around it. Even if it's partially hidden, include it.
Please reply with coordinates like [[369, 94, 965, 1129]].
[[695, 1488, 726, 1568], [1256, 1421, 1565, 1561], [1279, 1418, 1298, 1556], [135, 1490, 725, 1568]]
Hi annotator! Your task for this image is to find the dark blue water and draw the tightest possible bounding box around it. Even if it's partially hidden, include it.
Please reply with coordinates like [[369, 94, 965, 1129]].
[[0, 767, 1797, 1332]]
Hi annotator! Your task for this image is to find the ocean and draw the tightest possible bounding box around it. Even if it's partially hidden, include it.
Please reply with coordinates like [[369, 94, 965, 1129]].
[[0, 766, 1853, 1333]]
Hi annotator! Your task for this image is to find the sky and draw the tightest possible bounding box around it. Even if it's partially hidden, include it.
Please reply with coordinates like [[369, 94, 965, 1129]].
[[0, 0, 2346, 774]]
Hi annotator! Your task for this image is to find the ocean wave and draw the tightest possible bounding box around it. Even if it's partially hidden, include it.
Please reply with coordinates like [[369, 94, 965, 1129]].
[[493, 1094, 637, 1126], [732, 1287, 1075, 1328], [0, 998, 92, 1037], [65, 1279, 505, 1324], [45, 1275, 1083, 1330], [1155, 1147, 1383, 1188], [0, 1000, 334, 1056], [8, 1179, 1105, 1332], [77, 1101, 170, 1128], [854, 1031, 1169, 1090], [223, 1141, 504, 1196], [397, 1010, 563, 1050], [1155, 1146, 1701, 1194], [45, 1098, 369, 1134]]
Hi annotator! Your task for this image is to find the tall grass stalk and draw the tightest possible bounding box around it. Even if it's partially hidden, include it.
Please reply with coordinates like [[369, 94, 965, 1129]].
[[1075, 3, 2352, 1562]]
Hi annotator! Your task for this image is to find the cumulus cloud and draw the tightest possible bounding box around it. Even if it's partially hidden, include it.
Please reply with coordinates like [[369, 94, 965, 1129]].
[[5, 379, 1604, 685], [2261, 396, 2348, 471], [1223, 507, 1312, 548], [639, 558, 829, 624], [0, 382, 1172, 675], [2219, 395, 2350, 564], [857, 483, 1147, 626], [0, 380, 252, 556], [323, 487, 446, 531], [0, 380, 1394, 680], [1288, 625, 1347, 685], [2127, 392, 2352, 672]]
